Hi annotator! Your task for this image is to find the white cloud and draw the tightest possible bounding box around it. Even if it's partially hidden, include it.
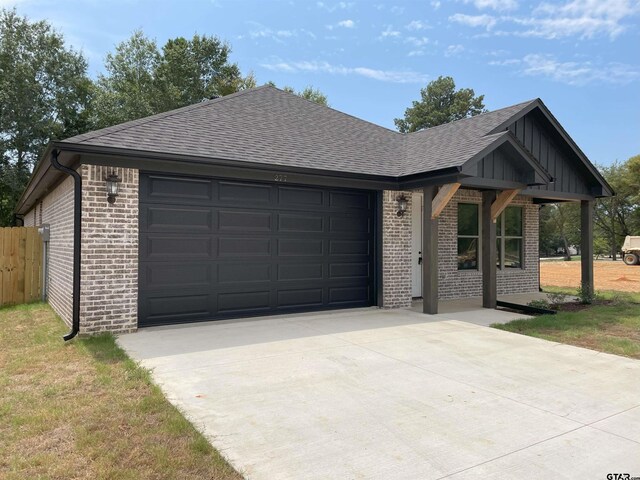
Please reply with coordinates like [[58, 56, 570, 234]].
[[445, 44, 465, 56], [337, 19, 355, 28], [405, 36, 431, 47], [390, 5, 405, 15], [449, 13, 497, 29], [316, 1, 354, 12], [245, 23, 300, 43], [431, 1, 442, 9], [463, 0, 518, 11], [490, 53, 640, 85], [260, 59, 428, 83], [513, 0, 640, 39], [408, 50, 426, 57], [405, 20, 429, 30], [380, 25, 401, 37], [450, 0, 640, 39]]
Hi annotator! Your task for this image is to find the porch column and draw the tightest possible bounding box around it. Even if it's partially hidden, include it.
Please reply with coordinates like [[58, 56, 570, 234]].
[[482, 190, 497, 308], [422, 186, 438, 314], [581, 200, 594, 298]]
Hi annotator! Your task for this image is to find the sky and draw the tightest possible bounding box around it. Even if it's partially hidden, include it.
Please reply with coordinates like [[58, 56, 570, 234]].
[[4, 0, 640, 166]]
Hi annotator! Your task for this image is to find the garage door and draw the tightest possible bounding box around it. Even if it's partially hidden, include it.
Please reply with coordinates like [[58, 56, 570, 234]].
[[138, 173, 377, 327]]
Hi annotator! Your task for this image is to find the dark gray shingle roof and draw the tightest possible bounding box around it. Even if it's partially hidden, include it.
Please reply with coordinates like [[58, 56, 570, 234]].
[[62, 86, 536, 177]]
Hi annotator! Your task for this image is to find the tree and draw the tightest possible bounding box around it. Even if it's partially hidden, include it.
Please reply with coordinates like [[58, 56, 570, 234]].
[[394, 76, 486, 133], [94, 31, 254, 128], [594, 157, 640, 259], [267, 82, 329, 106], [0, 8, 93, 225]]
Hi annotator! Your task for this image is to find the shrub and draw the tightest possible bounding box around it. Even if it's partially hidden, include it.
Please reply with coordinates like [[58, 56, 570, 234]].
[[546, 292, 568, 309], [577, 282, 597, 305]]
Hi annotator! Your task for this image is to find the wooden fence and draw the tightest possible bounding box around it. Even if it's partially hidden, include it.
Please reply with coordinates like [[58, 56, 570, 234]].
[[0, 227, 43, 306]]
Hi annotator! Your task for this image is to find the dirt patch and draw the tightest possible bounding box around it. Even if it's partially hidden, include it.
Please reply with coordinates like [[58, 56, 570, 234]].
[[540, 260, 640, 292]]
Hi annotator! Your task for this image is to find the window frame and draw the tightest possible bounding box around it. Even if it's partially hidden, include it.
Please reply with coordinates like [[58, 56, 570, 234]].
[[496, 205, 524, 270], [457, 202, 481, 271]]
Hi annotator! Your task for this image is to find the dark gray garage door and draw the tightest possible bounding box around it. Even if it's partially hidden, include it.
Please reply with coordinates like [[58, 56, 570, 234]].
[[139, 173, 376, 327]]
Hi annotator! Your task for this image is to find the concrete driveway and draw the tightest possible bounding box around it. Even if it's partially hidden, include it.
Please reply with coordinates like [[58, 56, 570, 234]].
[[118, 308, 640, 480]]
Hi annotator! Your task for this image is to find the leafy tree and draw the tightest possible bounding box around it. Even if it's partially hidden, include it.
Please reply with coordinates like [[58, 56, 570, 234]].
[[394, 76, 486, 133], [542, 203, 581, 260], [267, 82, 329, 106], [93, 30, 160, 128], [594, 157, 640, 259], [94, 31, 254, 128], [0, 8, 93, 225]]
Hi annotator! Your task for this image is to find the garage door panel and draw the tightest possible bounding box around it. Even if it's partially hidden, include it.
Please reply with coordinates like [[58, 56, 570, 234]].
[[143, 174, 213, 204], [330, 216, 371, 234], [139, 173, 375, 326], [218, 291, 271, 314], [277, 263, 324, 281], [278, 186, 324, 207], [144, 263, 212, 288], [218, 237, 271, 257], [278, 213, 324, 233], [277, 238, 324, 256], [218, 210, 272, 232], [144, 293, 212, 322], [329, 286, 370, 304], [218, 263, 271, 283], [219, 181, 272, 204], [277, 288, 324, 308], [143, 235, 213, 259], [330, 262, 370, 279], [144, 205, 213, 232], [329, 191, 371, 210], [329, 239, 370, 255]]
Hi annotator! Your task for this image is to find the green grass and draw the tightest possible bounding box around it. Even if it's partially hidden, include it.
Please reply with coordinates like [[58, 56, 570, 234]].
[[0, 303, 241, 480], [494, 288, 640, 359]]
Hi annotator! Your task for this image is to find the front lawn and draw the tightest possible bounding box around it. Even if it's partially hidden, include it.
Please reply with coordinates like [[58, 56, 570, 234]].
[[494, 289, 640, 359], [0, 303, 241, 480]]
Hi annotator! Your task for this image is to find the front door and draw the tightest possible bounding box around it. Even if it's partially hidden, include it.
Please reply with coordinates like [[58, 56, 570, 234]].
[[411, 192, 423, 297]]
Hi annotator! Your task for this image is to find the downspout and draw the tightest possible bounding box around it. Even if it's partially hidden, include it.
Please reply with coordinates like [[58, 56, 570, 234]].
[[50, 150, 81, 341]]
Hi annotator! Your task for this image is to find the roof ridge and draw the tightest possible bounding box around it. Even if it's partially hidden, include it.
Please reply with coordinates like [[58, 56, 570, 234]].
[[406, 99, 538, 137], [69, 86, 270, 144], [272, 86, 403, 137]]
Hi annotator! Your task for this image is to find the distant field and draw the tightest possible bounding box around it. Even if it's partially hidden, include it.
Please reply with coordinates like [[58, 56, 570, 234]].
[[540, 260, 640, 292]]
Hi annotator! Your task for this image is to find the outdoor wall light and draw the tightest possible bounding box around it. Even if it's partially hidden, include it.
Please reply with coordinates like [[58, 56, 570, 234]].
[[105, 172, 121, 204], [396, 194, 408, 217]]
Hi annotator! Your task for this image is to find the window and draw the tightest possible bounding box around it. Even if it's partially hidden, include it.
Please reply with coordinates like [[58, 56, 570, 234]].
[[458, 203, 479, 270], [496, 206, 523, 269]]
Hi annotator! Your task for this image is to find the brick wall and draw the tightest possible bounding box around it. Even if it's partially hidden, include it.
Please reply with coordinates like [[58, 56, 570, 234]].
[[24, 176, 75, 326], [80, 165, 139, 334], [381, 188, 539, 307], [437, 189, 539, 299], [381, 190, 413, 308]]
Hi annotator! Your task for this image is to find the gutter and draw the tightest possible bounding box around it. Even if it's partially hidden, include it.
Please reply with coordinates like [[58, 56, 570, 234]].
[[50, 150, 81, 341]]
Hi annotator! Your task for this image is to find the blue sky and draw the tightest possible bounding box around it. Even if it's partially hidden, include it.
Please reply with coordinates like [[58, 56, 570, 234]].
[[5, 0, 640, 166]]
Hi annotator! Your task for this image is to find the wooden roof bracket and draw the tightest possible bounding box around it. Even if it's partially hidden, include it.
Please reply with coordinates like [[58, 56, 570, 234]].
[[491, 189, 521, 222], [431, 183, 461, 219]]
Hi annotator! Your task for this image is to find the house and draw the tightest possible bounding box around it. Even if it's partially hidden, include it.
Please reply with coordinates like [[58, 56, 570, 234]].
[[16, 86, 612, 337]]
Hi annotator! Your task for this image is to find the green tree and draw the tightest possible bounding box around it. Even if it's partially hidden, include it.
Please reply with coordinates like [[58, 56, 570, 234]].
[[594, 157, 640, 259], [94, 31, 254, 128], [394, 76, 486, 133], [267, 82, 329, 106], [0, 8, 93, 225], [93, 30, 161, 128]]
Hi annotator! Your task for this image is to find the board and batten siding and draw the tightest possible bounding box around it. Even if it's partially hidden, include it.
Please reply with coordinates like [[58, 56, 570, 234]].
[[508, 111, 593, 196]]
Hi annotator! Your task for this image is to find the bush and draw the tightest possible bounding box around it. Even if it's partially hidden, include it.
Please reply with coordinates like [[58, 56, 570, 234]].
[[577, 282, 597, 304], [546, 292, 568, 309]]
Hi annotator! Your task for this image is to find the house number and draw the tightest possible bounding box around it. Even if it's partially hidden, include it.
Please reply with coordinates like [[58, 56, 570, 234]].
[[274, 174, 288, 182]]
